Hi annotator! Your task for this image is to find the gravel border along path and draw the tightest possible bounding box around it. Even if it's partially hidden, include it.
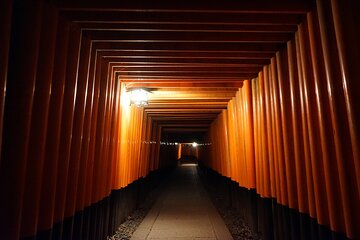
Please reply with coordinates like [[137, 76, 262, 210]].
[[107, 167, 262, 240]]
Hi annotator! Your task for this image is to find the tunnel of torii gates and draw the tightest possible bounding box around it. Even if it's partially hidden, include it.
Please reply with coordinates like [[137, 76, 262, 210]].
[[0, 0, 359, 239]]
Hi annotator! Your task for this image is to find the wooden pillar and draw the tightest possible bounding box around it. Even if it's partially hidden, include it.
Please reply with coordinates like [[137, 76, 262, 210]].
[[0, 0, 12, 163], [92, 57, 110, 203], [85, 51, 102, 208], [64, 34, 91, 221], [0, 1, 43, 239], [20, 4, 58, 237], [268, 63, 280, 202], [53, 23, 81, 226], [263, 67, 276, 198], [0, 1, 42, 240], [330, 1, 360, 237], [37, 17, 70, 233], [317, 0, 355, 236], [306, 10, 347, 233], [75, 42, 95, 213], [258, 71, 270, 197], [295, 31, 317, 218], [330, 0, 360, 203], [104, 63, 117, 196], [276, 49, 298, 210], [270, 57, 287, 205], [287, 39, 308, 214]]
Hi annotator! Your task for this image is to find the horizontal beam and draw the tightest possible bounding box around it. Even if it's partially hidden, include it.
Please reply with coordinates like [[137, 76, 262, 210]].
[[85, 30, 293, 43], [124, 82, 243, 88], [103, 50, 274, 59], [79, 22, 298, 33], [58, 1, 312, 14], [93, 41, 282, 52]]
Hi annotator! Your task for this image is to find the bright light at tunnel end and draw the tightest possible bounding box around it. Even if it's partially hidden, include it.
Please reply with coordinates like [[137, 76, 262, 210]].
[[129, 89, 149, 106]]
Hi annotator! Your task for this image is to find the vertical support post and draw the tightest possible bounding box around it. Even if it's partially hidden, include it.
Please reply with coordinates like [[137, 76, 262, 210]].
[[20, 4, 58, 238], [0, 1, 43, 239]]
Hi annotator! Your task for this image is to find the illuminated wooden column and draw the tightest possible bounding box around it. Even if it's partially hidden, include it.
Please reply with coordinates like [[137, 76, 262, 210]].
[[262, 68, 276, 197], [258, 71, 271, 197], [75, 40, 96, 213], [0, 1, 43, 239], [19, 4, 58, 238], [109, 78, 121, 190], [270, 57, 288, 205], [330, 0, 360, 203], [316, 0, 359, 237], [53, 23, 81, 228], [295, 32, 316, 217], [240, 80, 255, 189], [37, 17, 70, 234], [276, 49, 298, 209], [330, 0, 360, 237], [287, 39, 308, 214], [84, 51, 102, 208], [64, 35, 91, 221], [91, 58, 111, 203], [268, 65, 280, 201], [252, 78, 260, 192]]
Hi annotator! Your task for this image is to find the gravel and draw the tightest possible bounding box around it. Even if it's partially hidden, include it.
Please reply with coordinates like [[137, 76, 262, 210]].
[[107, 168, 262, 240], [107, 184, 161, 240], [203, 182, 262, 240], [107, 207, 150, 240], [210, 195, 262, 240]]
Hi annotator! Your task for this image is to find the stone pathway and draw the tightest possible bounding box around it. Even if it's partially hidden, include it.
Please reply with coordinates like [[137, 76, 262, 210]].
[[131, 164, 233, 240]]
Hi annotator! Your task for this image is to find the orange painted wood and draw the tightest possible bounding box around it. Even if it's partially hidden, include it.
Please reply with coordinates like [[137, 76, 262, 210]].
[[259, 70, 271, 197], [252, 79, 260, 192], [75, 43, 96, 212], [268, 64, 281, 201], [37, 17, 70, 232], [295, 31, 316, 218], [91, 59, 110, 202], [109, 76, 121, 190], [298, 20, 330, 225], [316, 0, 356, 236], [263, 67, 276, 197], [276, 49, 298, 209], [331, 0, 360, 203], [102, 63, 115, 196], [271, 57, 288, 205], [53, 23, 81, 224], [226, 99, 236, 182], [330, 0, 360, 237], [236, 95, 246, 185], [85, 51, 102, 207], [20, 5, 58, 236], [112, 81, 123, 189], [64, 35, 91, 218], [307, 10, 342, 232], [0, 2, 43, 238], [243, 80, 255, 188], [287, 39, 307, 213]]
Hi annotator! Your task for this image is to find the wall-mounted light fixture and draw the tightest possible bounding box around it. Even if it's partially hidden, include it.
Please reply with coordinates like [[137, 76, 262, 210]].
[[129, 89, 149, 106], [192, 142, 198, 148]]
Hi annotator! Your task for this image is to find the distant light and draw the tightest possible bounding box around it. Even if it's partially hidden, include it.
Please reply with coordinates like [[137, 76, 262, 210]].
[[175, 142, 178, 145], [192, 142, 198, 148], [130, 89, 148, 106]]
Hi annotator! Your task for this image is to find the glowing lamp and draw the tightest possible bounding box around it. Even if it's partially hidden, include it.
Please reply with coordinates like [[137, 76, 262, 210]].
[[130, 89, 149, 106], [192, 142, 198, 148]]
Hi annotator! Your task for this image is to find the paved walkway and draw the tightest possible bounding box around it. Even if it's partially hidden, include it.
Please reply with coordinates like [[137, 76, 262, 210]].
[[131, 163, 233, 240]]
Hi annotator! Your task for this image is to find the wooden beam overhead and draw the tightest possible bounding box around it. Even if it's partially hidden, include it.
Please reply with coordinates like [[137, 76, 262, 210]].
[[57, 0, 313, 14], [55, 0, 311, 131]]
